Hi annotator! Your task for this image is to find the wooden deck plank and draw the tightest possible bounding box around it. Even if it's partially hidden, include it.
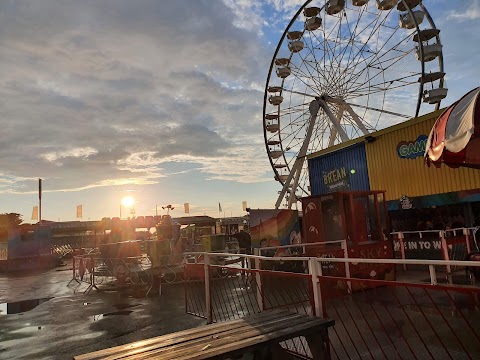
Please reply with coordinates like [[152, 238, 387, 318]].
[[123, 314, 315, 360], [74, 310, 286, 360]]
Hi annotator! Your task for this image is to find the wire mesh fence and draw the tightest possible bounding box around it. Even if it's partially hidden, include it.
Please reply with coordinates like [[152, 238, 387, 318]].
[[70, 254, 154, 293], [184, 258, 316, 358]]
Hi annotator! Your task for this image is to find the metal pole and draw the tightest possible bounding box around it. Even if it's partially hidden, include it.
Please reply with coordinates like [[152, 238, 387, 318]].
[[38, 178, 42, 222]]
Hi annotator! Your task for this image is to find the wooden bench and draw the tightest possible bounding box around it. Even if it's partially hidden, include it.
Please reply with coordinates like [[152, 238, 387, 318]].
[[74, 309, 334, 360]]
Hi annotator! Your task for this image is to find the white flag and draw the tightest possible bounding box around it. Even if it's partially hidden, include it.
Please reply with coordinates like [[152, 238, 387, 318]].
[[242, 201, 247, 211], [76, 205, 83, 219], [184, 203, 190, 214], [31, 206, 38, 220]]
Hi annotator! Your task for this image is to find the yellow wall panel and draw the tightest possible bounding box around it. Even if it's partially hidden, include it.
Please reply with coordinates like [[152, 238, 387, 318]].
[[365, 110, 480, 201]]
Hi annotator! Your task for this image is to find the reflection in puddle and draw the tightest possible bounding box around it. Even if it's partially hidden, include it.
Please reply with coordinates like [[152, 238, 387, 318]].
[[91, 310, 133, 321], [0, 298, 53, 315]]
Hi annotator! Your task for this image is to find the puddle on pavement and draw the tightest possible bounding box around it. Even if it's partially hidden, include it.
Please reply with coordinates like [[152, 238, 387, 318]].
[[13, 324, 44, 333], [0, 297, 53, 315], [113, 303, 140, 310], [91, 310, 133, 322]]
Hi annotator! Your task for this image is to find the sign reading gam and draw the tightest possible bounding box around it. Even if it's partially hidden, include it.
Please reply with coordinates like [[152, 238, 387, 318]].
[[397, 134, 428, 159]]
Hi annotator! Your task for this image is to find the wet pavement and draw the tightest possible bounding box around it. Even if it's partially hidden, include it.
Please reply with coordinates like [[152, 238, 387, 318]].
[[0, 261, 204, 359]]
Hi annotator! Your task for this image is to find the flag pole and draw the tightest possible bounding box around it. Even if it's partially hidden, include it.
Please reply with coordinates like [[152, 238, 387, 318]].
[[38, 178, 42, 223]]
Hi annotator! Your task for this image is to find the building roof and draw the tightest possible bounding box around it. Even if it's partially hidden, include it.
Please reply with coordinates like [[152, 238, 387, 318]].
[[307, 108, 445, 159]]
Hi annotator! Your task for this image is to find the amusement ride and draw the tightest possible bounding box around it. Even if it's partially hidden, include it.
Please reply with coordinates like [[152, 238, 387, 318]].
[[263, 0, 447, 208]]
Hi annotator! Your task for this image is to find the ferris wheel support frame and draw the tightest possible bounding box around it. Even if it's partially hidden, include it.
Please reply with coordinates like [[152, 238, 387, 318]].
[[324, 96, 370, 136], [328, 106, 343, 146], [275, 99, 320, 209]]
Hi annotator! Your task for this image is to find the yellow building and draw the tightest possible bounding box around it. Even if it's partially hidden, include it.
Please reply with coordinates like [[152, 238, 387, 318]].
[[308, 110, 480, 230]]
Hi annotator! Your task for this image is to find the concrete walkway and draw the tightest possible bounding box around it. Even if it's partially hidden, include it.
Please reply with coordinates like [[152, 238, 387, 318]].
[[0, 261, 203, 359]]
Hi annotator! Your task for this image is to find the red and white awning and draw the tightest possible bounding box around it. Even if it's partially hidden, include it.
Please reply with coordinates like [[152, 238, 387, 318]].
[[425, 86, 480, 168]]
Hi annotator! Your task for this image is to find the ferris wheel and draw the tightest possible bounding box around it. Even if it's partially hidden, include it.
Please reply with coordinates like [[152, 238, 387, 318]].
[[263, 0, 446, 209]]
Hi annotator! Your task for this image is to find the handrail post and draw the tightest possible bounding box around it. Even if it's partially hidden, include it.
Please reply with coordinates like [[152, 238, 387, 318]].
[[399, 232, 407, 270], [72, 256, 76, 280], [253, 248, 264, 312], [308, 257, 323, 318], [464, 228, 471, 254], [440, 231, 451, 275], [428, 264, 437, 285], [204, 253, 212, 324], [341, 240, 351, 293]]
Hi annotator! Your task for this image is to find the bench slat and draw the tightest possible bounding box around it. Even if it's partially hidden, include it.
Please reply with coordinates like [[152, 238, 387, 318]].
[[173, 319, 334, 360], [74, 310, 334, 360], [122, 314, 314, 360], [104, 314, 308, 360], [74, 310, 289, 360]]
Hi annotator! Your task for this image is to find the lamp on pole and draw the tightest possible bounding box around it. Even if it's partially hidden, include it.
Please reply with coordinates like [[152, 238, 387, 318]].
[[162, 204, 174, 215]]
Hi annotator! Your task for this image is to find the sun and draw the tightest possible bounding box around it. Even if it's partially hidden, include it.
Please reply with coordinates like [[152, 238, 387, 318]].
[[121, 196, 135, 207]]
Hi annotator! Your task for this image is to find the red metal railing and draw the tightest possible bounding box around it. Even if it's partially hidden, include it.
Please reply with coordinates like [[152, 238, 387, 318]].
[[185, 252, 480, 359]]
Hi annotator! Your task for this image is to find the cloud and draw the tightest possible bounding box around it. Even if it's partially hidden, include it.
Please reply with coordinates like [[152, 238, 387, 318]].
[[447, 0, 480, 21], [0, 0, 273, 195]]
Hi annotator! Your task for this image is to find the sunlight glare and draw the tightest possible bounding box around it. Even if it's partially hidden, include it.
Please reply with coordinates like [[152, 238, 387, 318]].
[[121, 196, 135, 207]]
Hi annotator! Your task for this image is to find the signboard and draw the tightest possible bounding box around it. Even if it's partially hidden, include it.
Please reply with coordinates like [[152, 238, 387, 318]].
[[397, 134, 428, 159], [399, 195, 412, 209], [322, 166, 350, 192]]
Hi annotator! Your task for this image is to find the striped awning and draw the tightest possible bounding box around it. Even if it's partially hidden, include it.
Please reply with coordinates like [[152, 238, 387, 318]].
[[425, 87, 480, 168]]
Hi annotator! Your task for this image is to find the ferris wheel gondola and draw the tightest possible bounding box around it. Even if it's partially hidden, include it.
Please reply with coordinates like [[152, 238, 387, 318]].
[[263, 0, 447, 208]]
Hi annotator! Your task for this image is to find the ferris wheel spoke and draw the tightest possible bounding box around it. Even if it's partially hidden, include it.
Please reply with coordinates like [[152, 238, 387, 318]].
[[347, 47, 417, 95], [288, 65, 324, 95], [281, 88, 317, 99], [294, 49, 328, 95], [303, 37, 334, 93], [346, 32, 415, 91], [341, 8, 387, 75], [344, 14, 402, 85], [349, 75, 420, 96], [339, 101, 410, 119], [338, 4, 367, 70], [348, 65, 419, 96]]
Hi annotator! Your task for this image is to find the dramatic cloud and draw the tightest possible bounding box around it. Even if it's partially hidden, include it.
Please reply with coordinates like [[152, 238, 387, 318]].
[[0, 0, 273, 196]]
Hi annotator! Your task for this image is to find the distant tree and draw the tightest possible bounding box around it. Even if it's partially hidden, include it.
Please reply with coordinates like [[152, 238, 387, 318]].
[[0, 213, 23, 242], [0, 213, 23, 228]]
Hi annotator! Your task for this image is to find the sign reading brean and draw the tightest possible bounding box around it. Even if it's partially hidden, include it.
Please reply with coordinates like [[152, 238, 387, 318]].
[[323, 167, 350, 192]]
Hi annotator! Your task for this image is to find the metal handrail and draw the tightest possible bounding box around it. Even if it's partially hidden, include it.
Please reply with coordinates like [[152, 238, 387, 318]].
[[184, 251, 480, 268]]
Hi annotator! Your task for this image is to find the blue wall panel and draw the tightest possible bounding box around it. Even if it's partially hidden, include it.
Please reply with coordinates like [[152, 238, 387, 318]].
[[308, 143, 370, 195]]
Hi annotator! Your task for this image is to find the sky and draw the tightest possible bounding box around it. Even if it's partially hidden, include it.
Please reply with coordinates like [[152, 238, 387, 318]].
[[0, 0, 479, 222]]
